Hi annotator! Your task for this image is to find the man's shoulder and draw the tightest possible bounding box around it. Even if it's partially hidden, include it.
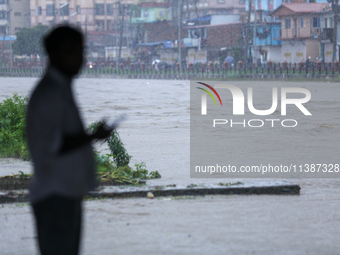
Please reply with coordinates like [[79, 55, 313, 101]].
[[28, 74, 62, 108]]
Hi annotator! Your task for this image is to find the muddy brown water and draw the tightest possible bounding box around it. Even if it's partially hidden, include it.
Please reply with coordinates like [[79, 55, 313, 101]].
[[0, 78, 339, 254]]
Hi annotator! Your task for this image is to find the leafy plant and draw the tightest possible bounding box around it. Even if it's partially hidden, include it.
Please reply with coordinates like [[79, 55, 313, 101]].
[[87, 121, 161, 181], [0, 95, 161, 184], [0, 94, 30, 160], [87, 121, 131, 167]]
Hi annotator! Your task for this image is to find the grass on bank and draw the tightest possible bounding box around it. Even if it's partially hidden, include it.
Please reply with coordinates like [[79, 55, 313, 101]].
[[0, 94, 161, 185]]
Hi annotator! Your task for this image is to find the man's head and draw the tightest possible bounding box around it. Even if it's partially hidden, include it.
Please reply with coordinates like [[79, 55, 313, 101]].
[[44, 26, 84, 76]]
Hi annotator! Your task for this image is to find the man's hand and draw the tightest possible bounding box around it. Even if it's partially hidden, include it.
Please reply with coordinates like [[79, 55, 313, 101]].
[[59, 122, 113, 154], [92, 122, 112, 140]]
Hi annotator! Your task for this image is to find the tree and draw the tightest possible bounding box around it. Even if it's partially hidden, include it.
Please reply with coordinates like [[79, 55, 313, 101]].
[[12, 25, 50, 56]]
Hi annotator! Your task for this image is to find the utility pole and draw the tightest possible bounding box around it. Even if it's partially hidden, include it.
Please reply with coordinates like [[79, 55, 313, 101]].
[[118, 3, 125, 59], [178, 0, 182, 73], [2, 29, 5, 59], [254, 0, 257, 67], [333, 0, 339, 64], [245, 0, 252, 65], [7, 8, 12, 71], [115, 2, 119, 69]]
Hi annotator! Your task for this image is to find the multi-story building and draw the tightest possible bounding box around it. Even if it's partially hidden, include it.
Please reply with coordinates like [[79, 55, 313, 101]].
[[30, 0, 139, 32], [245, 0, 328, 22], [11, 0, 30, 32], [181, 22, 243, 64], [130, 2, 171, 23], [29, 0, 140, 59], [270, 2, 330, 63], [0, 0, 29, 35], [0, 0, 9, 35], [251, 22, 282, 63], [182, 0, 245, 20]]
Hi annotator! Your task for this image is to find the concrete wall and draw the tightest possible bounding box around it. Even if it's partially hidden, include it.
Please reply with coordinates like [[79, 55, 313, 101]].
[[323, 42, 333, 63], [10, 0, 30, 33], [267, 46, 281, 62], [305, 39, 320, 61], [281, 14, 316, 40], [211, 15, 239, 25], [281, 40, 306, 63]]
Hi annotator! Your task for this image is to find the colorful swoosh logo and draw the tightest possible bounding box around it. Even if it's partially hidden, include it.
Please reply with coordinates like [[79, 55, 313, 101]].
[[196, 82, 223, 106]]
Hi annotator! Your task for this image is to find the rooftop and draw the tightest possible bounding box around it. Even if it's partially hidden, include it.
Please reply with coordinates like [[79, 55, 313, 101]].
[[271, 3, 329, 17]]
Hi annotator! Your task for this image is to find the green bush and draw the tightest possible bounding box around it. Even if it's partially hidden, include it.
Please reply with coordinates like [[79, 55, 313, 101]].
[[0, 94, 30, 160], [87, 121, 131, 168], [0, 95, 161, 181], [87, 121, 161, 180]]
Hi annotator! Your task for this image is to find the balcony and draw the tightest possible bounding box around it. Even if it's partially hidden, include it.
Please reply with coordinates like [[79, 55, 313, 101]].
[[320, 28, 333, 42], [0, 19, 8, 26], [281, 27, 323, 40], [310, 28, 321, 38]]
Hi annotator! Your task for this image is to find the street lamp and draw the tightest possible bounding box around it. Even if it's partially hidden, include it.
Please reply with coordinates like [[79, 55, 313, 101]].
[[70, 12, 78, 25], [60, 3, 68, 23], [6, 8, 13, 71]]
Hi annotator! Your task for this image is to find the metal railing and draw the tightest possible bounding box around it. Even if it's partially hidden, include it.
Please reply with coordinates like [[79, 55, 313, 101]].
[[0, 62, 339, 80]]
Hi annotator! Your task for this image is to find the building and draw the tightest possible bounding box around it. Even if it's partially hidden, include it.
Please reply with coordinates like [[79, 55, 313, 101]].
[[183, 22, 243, 64], [270, 2, 331, 63], [251, 22, 282, 63], [0, 0, 29, 36], [130, 2, 172, 24], [186, 14, 241, 26], [10, 0, 30, 32], [182, 0, 246, 20], [30, 0, 139, 32], [245, 0, 328, 22]]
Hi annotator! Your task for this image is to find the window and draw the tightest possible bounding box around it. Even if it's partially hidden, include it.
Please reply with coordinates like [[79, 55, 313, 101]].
[[285, 18, 291, 29], [313, 17, 320, 28], [0, 10, 6, 19], [0, 0, 6, 4], [36, 6, 42, 15], [134, 9, 141, 17], [95, 4, 105, 15], [159, 10, 164, 17], [106, 4, 113, 15], [46, 4, 55, 16], [60, 4, 69, 16], [76, 5, 81, 14], [77, 22, 81, 28], [107, 20, 112, 31], [14, 12, 21, 16], [300, 17, 303, 28], [325, 18, 328, 28], [282, 0, 291, 3], [95, 20, 104, 31], [217, 0, 225, 3], [330, 17, 334, 28], [143, 10, 148, 18], [239, 0, 245, 3]]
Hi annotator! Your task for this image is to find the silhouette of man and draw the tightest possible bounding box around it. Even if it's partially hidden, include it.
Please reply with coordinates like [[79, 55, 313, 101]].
[[26, 26, 112, 255]]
